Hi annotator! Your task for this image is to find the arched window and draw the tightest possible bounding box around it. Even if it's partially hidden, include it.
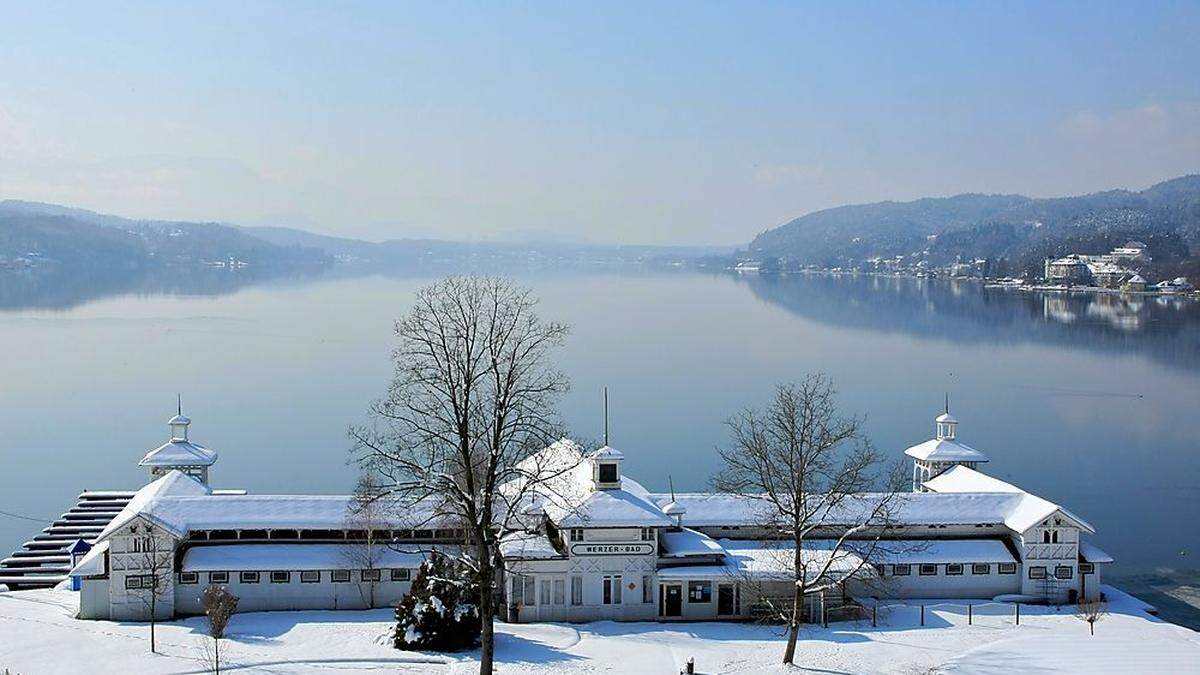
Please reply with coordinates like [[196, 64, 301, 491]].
[[1042, 531, 1051, 543], [1052, 530, 1059, 543]]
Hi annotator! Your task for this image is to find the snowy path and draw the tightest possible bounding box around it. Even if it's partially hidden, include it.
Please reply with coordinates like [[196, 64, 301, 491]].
[[1, 587, 1197, 674]]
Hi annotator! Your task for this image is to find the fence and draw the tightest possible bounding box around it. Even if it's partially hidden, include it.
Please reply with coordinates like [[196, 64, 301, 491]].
[[823, 600, 1039, 630]]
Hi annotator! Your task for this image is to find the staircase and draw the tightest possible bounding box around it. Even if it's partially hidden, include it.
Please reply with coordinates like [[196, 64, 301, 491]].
[[0, 490, 135, 590]]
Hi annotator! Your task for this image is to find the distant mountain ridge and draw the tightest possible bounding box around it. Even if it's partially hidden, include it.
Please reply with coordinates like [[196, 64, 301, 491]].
[[0, 200, 332, 272], [747, 174, 1200, 276], [0, 200, 734, 295]]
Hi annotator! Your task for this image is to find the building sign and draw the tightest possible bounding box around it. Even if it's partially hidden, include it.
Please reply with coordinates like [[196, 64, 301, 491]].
[[570, 543, 654, 556]]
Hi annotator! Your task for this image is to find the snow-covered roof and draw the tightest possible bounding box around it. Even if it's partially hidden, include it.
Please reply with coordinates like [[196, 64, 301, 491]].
[[657, 539, 864, 583], [1080, 541, 1114, 564], [654, 479, 1096, 535], [181, 544, 454, 572], [96, 470, 455, 544], [660, 528, 724, 558], [168, 414, 191, 426], [923, 465, 1020, 493], [936, 413, 957, 424], [903, 438, 988, 463], [139, 439, 218, 467], [590, 446, 624, 460], [1127, 274, 1146, 284], [97, 470, 212, 541], [661, 500, 687, 516], [923, 465, 1095, 533], [649, 494, 773, 528], [511, 439, 672, 528], [861, 539, 1016, 564], [499, 531, 563, 560], [68, 540, 109, 578]]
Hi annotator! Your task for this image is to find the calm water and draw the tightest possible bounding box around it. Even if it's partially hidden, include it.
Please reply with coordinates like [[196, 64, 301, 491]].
[[2, 271, 1198, 614]]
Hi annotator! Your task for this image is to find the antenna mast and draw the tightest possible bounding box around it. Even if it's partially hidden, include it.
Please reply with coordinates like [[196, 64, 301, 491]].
[[603, 386, 609, 446]]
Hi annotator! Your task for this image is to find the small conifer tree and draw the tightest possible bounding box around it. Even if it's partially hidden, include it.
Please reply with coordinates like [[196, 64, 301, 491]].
[[393, 554, 481, 651]]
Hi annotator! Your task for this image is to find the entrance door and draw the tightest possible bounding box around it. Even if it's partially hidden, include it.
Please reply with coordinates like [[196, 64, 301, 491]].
[[718, 583, 735, 615], [661, 583, 682, 617]]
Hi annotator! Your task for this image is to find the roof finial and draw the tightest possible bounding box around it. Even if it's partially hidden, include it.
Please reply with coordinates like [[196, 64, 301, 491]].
[[603, 386, 609, 446], [177, 393, 182, 417], [944, 392, 949, 415], [669, 475, 676, 501]]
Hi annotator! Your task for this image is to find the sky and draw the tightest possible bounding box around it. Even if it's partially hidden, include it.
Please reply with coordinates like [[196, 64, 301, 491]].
[[1, 1, 1198, 245]]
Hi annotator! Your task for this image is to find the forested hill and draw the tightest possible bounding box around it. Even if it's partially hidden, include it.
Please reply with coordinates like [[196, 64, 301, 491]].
[[747, 175, 1200, 276], [0, 201, 331, 272]]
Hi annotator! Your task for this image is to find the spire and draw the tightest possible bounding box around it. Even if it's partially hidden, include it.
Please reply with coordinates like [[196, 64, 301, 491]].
[[168, 397, 191, 442], [944, 392, 949, 415], [662, 474, 687, 525]]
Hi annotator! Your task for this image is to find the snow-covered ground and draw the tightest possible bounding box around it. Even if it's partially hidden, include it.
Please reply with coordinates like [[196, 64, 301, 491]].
[[1, 586, 1197, 674]]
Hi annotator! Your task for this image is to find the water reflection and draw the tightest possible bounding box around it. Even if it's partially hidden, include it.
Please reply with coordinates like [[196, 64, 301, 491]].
[[0, 265, 331, 311], [738, 273, 1200, 369]]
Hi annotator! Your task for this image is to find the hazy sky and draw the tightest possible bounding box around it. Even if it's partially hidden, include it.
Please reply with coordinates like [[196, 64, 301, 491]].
[[1, 1, 1198, 244]]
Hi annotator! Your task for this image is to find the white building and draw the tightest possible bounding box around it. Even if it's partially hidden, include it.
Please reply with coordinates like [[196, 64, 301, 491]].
[[72, 410, 1113, 622]]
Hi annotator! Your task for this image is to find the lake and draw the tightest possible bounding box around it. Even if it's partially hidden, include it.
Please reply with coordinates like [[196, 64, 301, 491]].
[[1, 271, 1198, 620]]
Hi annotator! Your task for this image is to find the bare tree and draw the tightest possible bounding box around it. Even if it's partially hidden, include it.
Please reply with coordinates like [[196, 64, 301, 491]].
[[129, 524, 180, 654], [350, 276, 571, 675], [343, 474, 390, 609], [200, 585, 239, 674], [1076, 597, 1108, 636], [713, 375, 902, 666]]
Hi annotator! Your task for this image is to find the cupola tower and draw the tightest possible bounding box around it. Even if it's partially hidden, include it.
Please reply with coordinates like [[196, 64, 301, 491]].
[[137, 399, 219, 485]]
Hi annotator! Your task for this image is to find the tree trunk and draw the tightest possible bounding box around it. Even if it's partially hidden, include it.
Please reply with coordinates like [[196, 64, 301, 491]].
[[1090, 620, 1095, 636], [151, 617, 156, 654], [782, 582, 803, 664], [479, 549, 495, 675], [214, 636, 220, 675]]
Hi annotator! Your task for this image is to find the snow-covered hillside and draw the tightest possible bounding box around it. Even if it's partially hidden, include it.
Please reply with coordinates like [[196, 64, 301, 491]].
[[1, 586, 1196, 674]]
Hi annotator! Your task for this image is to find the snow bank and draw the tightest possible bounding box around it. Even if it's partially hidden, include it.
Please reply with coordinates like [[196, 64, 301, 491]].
[[0, 585, 1195, 674]]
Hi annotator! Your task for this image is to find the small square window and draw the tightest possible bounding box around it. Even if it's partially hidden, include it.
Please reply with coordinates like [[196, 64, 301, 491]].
[[300, 571, 320, 583], [178, 572, 199, 585], [1028, 566, 1047, 580], [209, 571, 229, 584], [598, 463, 618, 483], [570, 529, 583, 542], [1054, 566, 1073, 580], [919, 564, 937, 576], [892, 564, 911, 576], [971, 563, 990, 575], [361, 569, 381, 582], [688, 581, 711, 603], [998, 563, 1016, 575], [124, 575, 142, 590], [391, 568, 411, 581], [945, 563, 963, 576], [331, 570, 351, 583], [270, 571, 291, 584], [240, 571, 260, 584], [1079, 562, 1095, 574], [872, 563, 886, 576]]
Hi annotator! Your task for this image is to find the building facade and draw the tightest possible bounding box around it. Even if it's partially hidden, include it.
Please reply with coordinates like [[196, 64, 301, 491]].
[[73, 411, 1113, 622]]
